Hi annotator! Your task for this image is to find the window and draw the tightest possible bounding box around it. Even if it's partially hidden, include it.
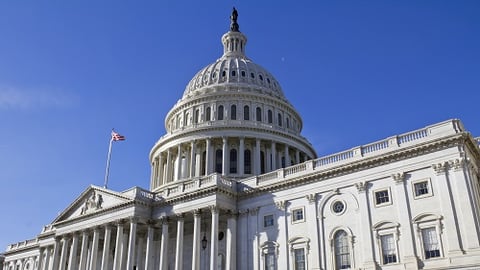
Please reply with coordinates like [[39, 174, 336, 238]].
[[265, 253, 276, 270], [251, 72, 255, 78], [261, 241, 279, 270], [292, 207, 304, 223], [264, 214, 274, 227], [374, 189, 391, 206], [260, 151, 266, 174], [206, 107, 211, 121], [230, 149, 237, 174], [413, 179, 432, 198], [268, 110, 273, 124], [222, 70, 226, 77], [244, 150, 251, 174], [286, 117, 290, 128], [381, 234, 397, 264], [422, 228, 441, 259], [256, 107, 262, 121], [332, 201, 345, 214], [241, 70, 246, 77], [231, 105, 237, 120], [244, 105, 250, 120], [231, 70, 236, 76], [218, 105, 224, 120], [294, 248, 306, 270], [259, 74, 264, 81], [194, 109, 200, 124], [334, 230, 351, 269], [215, 149, 222, 173], [278, 113, 282, 126]]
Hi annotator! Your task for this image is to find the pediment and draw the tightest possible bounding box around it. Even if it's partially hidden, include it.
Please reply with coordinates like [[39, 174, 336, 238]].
[[52, 185, 133, 224]]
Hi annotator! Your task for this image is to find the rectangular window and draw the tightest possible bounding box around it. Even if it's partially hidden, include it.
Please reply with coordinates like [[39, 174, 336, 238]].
[[264, 214, 274, 227], [265, 253, 276, 270], [381, 234, 397, 264], [294, 248, 305, 270], [375, 189, 390, 205], [414, 180, 431, 197], [422, 227, 441, 259], [292, 208, 304, 223]]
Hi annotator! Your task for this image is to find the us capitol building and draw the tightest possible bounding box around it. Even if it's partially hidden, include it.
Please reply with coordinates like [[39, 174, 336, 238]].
[[3, 9, 480, 270]]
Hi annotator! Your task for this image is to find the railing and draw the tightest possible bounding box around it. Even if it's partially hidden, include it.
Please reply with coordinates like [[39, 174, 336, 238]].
[[241, 119, 464, 188], [156, 173, 236, 199], [7, 239, 38, 251]]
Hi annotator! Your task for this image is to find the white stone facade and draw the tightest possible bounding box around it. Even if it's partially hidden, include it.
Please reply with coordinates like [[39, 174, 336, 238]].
[[3, 10, 480, 270]]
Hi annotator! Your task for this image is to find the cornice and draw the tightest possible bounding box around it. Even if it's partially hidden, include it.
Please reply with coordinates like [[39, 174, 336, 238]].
[[238, 133, 466, 198]]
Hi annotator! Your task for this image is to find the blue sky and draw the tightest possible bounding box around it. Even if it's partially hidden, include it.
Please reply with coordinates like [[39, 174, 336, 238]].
[[1, 1, 479, 250]]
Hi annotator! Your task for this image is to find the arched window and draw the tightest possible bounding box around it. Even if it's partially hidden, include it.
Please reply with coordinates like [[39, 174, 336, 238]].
[[256, 107, 262, 121], [334, 230, 351, 270], [244, 149, 252, 174], [278, 113, 282, 127], [194, 109, 200, 124], [206, 107, 211, 121], [201, 151, 206, 175], [231, 105, 237, 120], [244, 105, 250, 120], [268, 110, 273, 124], [218, 105, 224, 120], [230, 149, 237, 173], [260, 151, 266, 174], [215, 149, 223, 173], [184, 113, 189, 126]]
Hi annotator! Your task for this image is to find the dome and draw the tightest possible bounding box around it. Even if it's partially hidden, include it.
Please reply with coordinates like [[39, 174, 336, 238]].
[[149, 8, 317, 192]]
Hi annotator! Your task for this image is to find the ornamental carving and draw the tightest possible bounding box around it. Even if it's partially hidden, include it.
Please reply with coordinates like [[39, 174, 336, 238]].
[[80, 191, 103, 215], [432, 162, 448, 174], [355, 182, 367, 192], [306, 193, 317, 204], [392, 172, 405, 183], [275, 201, 286, 211], [449, 158, 465, 171]]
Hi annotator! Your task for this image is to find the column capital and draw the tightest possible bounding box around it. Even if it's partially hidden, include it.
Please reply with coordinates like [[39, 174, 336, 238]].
[[249, 207, 259, 216], [159, 216, 169, 224], [226, 210, 239, 218], [176, 213, 185, 220], [146, 219, 157, 226], [192, 208, 202, 216], [432, 161, 448, 174], [392, 172, 406, 184], [129, 217, 139, 224], [355, 181, 368, 193], [275, 201, 286, 211], [238, 209, 249, 216], [209, 205, 219, 214], [306, 193, 317, 204], [449, 158, 465, 171]]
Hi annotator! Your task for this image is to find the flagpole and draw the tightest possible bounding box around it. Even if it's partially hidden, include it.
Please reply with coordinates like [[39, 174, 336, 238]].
[[103, 136, 114, 189]]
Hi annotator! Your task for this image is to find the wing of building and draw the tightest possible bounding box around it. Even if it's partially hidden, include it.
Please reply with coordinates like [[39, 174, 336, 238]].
[[3, 9, 480, 270]]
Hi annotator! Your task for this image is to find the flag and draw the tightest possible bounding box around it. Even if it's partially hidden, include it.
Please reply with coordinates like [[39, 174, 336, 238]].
[[111, 130, 126, 141]]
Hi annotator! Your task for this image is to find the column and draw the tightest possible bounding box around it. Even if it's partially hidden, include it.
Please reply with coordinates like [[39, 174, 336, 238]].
[[89, 227, 100, 270], [190, 141, 197, 178], [136, 235, 145, 270], [42, 247, 51, 270], [150, 159, 157, 190], [210, 206, 219, 270], [176, 144, 182, 180], [159, 217, 169, 270], [306, 194, 321, 270], [51, 237, 61, 270], [284, 144, 290, 167], [239, 137, 245, 176], [101, 225, 112, 270], [158, 154, 164, 186], [295, 150, 300, 165], [113, 222, 124, 270], [205, 138, 211, 175], [255, 139, 261, 175], [59, 237, 69, 270], [222, 137, 228, 175], [392, 173, 419, 268], [38, 247, 46, 270], [67, 233, 79, 270], [248, 207, 259, 270], [271, 141, 276, 170], [144, 221, 155, 270], [175, 214, 185, 270], [226, 211, 237, 270], [126, 219, 138, 270], [191, 210, 201, 270], [79, 231, 89, 270], [432, 162, 463, 255], [166, 149, 172, 183], [449, 158, 480, 250], [355, 182, 377, 269]]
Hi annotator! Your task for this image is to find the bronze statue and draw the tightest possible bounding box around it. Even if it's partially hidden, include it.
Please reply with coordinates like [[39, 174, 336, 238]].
[[230, 7, 239, 32]]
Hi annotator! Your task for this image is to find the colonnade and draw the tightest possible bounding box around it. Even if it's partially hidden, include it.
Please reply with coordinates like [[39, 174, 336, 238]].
[[151, 137, 310, 189], [27, 207, 236, 270]]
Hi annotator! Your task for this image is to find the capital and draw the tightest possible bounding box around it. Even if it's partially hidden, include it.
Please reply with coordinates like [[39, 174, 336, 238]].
[[355, 182, 367, 192], [306, 193, 316, 204], [432, 162, 448, 174], [392, 172, 405, 184], [275, 201, 286, 211]]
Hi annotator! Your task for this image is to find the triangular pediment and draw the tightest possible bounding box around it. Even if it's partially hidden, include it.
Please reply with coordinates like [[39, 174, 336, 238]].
[[52, 185, 133, 224]]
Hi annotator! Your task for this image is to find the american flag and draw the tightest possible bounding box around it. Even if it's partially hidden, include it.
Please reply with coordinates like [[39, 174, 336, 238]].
[[111, 131, 126, 141]]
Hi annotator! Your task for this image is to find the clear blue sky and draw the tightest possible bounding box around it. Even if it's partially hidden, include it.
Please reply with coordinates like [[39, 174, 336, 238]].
[[1, 1, 479, 250]]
